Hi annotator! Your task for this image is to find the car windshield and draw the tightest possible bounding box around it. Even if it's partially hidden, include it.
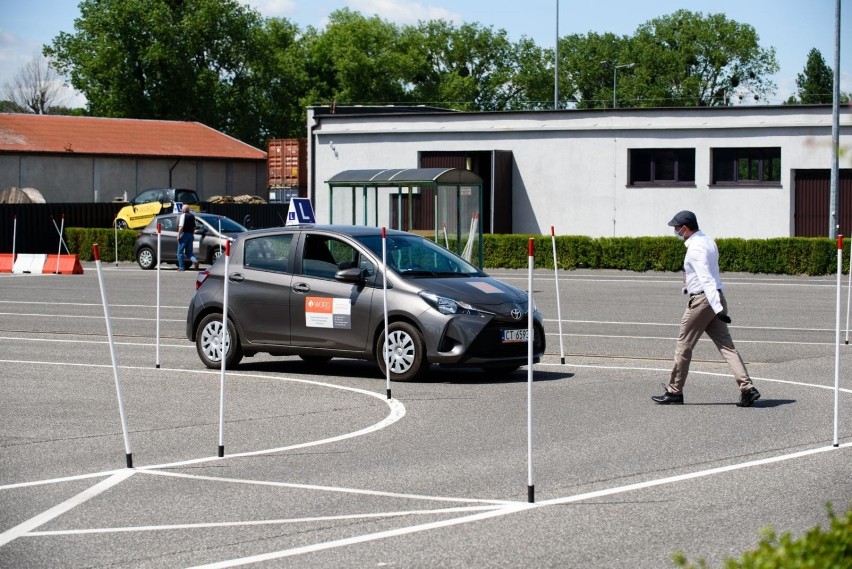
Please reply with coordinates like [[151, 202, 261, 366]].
[[199, 215, 246, 233], [175, 190, 199, 204], [355, 234, 485, 277]]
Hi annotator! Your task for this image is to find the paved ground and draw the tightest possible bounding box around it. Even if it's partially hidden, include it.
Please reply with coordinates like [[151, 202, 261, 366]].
[[0, 263, 850, 568]]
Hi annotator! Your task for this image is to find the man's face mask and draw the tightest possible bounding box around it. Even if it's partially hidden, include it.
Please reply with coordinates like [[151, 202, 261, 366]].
[[674, 226, 686, 240]]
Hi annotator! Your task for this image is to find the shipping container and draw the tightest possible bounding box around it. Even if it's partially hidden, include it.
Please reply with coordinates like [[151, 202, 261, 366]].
[[267, 138, 307, 189]]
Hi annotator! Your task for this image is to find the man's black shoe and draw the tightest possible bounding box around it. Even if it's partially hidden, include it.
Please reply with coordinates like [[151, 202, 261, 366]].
[[651, 390, 684, 405], [736, 387, 761, 407]]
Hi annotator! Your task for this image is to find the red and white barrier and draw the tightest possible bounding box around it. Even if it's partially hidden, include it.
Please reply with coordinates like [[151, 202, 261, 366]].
[[4, 253, 84, 274]]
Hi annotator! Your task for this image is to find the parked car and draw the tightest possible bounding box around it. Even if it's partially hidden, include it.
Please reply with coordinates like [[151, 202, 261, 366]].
[[134, 213, 247, 270], [186, 225, 546, 381], [115, 188, 201, 230]]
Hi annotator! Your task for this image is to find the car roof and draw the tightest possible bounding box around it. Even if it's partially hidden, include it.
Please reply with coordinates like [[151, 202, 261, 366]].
[[240, 224, 412, 239]]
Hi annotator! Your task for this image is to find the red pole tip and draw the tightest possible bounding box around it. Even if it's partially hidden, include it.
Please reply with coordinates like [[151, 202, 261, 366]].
[[157, 223, 161, 233], [382, 227, 386, 238], [550, 226, 555, 236], [225, 239, 231, 256], [838, 235, 844, 250], [528, 238, 534, 256], [93, 243, 101, 260]]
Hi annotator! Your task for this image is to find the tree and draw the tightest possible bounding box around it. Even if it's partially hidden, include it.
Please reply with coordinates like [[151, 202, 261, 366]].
[[45, 0, 288, 147], [631, 10, 778, 106], [556, 10, 779, 108], [793, 48, 834, 104], [2, 52, 68, 114]]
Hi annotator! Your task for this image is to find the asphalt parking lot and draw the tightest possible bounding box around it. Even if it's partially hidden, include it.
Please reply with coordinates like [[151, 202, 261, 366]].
[[1, 263, 850, 568]]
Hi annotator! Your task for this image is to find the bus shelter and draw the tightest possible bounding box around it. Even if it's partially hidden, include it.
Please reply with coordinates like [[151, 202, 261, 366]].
[[326, 168, 484, 267]]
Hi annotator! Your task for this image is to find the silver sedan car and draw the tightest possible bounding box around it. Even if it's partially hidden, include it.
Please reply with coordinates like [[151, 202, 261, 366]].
[[186, 225, 546, 381]]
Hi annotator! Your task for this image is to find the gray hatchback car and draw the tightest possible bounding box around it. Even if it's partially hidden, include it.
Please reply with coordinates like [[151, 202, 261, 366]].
[[186, 225, 546, 381]]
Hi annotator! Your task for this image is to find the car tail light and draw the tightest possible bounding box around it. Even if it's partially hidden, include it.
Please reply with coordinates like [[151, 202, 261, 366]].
[[195, 270, 210, 290]]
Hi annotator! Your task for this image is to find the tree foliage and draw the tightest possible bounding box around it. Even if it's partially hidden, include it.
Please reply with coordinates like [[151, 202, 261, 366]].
[[42, 3, 784, 146], [794, 48, 834, 104]]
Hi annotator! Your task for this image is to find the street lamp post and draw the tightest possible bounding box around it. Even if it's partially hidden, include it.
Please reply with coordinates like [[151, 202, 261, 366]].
[[612, 63, 636, 108]]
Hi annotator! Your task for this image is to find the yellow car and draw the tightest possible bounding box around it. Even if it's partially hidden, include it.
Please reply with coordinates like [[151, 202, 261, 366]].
[[115, 188, 201, 230]]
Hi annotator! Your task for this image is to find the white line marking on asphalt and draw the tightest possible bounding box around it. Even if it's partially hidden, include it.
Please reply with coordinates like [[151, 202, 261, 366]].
[[142, 470, 517, 505], [26, 505, 506, 537], [182, 445, 852, 569], [0, 470, 135, 547], [543, 318, 838, 333], [0, 300, 186, 310], [0, 336, 191, 348], [0, 312, 184, 322]]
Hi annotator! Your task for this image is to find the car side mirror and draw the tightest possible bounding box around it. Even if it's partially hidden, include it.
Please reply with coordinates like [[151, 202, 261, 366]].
[[335, 267, 363, 283]]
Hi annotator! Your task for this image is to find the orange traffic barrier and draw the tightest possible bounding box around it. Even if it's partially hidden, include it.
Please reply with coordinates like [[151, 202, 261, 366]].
[[43, 254, 85, 275], [0, 253, 13, 273]]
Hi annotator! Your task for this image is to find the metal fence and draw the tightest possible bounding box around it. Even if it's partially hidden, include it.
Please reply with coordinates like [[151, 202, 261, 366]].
[[0, 203, 293, 254]]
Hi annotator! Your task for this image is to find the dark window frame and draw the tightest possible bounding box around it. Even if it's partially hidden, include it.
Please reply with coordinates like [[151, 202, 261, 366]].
[[712, 147, 781, 186], [628, 148, 696, 187]]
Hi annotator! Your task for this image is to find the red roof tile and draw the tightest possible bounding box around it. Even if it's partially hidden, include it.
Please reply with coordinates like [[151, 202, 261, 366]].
[[0, 114, 266, 160]]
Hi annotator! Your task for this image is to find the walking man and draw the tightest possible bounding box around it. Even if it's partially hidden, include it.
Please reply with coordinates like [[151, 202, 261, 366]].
[[177, 204, 199, 271], [652, 210, 761, 407]]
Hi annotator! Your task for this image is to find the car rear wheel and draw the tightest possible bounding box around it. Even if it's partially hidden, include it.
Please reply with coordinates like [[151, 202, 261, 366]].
[[196, 313, 243, 369], [136, 246, 156, 270], [376, 321, 427, 382], [210, 248, 223, 264]]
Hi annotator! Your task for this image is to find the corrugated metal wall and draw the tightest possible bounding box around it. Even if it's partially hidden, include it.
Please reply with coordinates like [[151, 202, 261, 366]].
[[794, 169, 852, 236], [0, 203, 292, 254]]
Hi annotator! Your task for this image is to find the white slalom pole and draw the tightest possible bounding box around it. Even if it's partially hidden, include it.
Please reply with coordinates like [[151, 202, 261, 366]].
[[51, 214, 70, 255], [846, 240, 851, 344], [218, 216, 223, 258], [218, 239, 231, 458], [527, 237, 535, 503], [92, 243, 133, 468], [54, 215, 63, 274], [834, 235, 842, 447], [155, 222, 162, 369], [11, 215, 16, 264], [382, 227, 391, 399], [550, 226, 565, 364], [114, 218, 119, 268]]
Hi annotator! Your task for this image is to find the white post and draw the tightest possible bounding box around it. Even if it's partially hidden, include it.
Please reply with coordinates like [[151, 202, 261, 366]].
[[114, 218, 119, 268], [54, 215, 64, 274], [155, 223, 161, 369], [218, 239, 231, 457], [834, 235, 842, 447], [550, 226, 565, 364], [527, 237, 535, 503], [845, 239, 851, 344], [11, 215, 16, 264], [382, 227, 391, 399], [92, 243, 133, 468]]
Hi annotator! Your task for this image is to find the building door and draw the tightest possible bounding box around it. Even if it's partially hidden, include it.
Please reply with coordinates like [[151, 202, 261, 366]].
[[794, 169, 852, 236]]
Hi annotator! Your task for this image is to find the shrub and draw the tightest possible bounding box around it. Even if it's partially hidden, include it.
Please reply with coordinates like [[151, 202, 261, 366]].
[[672, 502, 852, 569]]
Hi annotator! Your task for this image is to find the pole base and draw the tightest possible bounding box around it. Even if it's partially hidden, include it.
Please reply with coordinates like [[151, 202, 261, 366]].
[[528, 485, 535, 503], [218, 445, 225, 458], [386, 388, 392, 400], [126, 453, 133, 468]]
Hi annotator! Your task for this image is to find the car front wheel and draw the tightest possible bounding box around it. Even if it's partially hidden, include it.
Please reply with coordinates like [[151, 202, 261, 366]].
[[115, 219, 129, 230], [136, 246, 156, 270], [376, 321, 427, 382], [196, 313, 243, 369]]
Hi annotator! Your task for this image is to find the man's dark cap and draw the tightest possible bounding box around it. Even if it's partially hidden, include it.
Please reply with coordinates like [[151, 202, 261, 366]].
[[667, 210, 698, 230]]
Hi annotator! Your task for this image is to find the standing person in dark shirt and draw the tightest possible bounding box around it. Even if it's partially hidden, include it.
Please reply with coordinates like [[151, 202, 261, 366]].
[[652, 210, 761, 407], [177, 205, 199, 271]]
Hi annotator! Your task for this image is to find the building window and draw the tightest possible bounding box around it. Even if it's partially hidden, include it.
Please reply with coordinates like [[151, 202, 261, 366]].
[[712, 147, 781, 185], [629, 149, 695, 186]]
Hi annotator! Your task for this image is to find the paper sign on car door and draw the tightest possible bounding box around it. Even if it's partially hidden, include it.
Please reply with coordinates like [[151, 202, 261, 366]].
[[305, 296, 351, 329]]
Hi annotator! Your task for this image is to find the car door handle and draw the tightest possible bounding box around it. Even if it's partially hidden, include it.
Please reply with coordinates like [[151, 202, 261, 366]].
[[228, 273, 245, 282], [292, 282, 310, 293]]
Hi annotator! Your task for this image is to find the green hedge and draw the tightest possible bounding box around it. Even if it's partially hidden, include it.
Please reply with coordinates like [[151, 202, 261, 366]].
[[66, 228, 138, 263], [672, 502, 851, 569], [66, 228, 848, 275]]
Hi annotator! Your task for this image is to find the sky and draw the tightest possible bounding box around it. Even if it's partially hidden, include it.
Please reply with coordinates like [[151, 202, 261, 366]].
[[1, 0, 850, 108]]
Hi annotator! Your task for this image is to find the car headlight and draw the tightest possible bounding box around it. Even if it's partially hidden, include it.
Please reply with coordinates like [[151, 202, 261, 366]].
[[418, 291, 493, 317]]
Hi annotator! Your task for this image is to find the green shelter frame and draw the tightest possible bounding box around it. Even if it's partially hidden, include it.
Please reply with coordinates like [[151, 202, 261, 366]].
[[326, 168, 484, 267]]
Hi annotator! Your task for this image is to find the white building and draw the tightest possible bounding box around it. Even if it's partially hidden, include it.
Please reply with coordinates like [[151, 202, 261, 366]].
[[307, 105, 851, 239]]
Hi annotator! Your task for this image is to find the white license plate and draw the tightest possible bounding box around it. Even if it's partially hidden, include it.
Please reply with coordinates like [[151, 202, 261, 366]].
[[501, 329, 528, 343]]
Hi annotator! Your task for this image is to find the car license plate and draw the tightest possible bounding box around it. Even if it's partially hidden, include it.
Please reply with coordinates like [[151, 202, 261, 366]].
[[501, 329, 528, 343]]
